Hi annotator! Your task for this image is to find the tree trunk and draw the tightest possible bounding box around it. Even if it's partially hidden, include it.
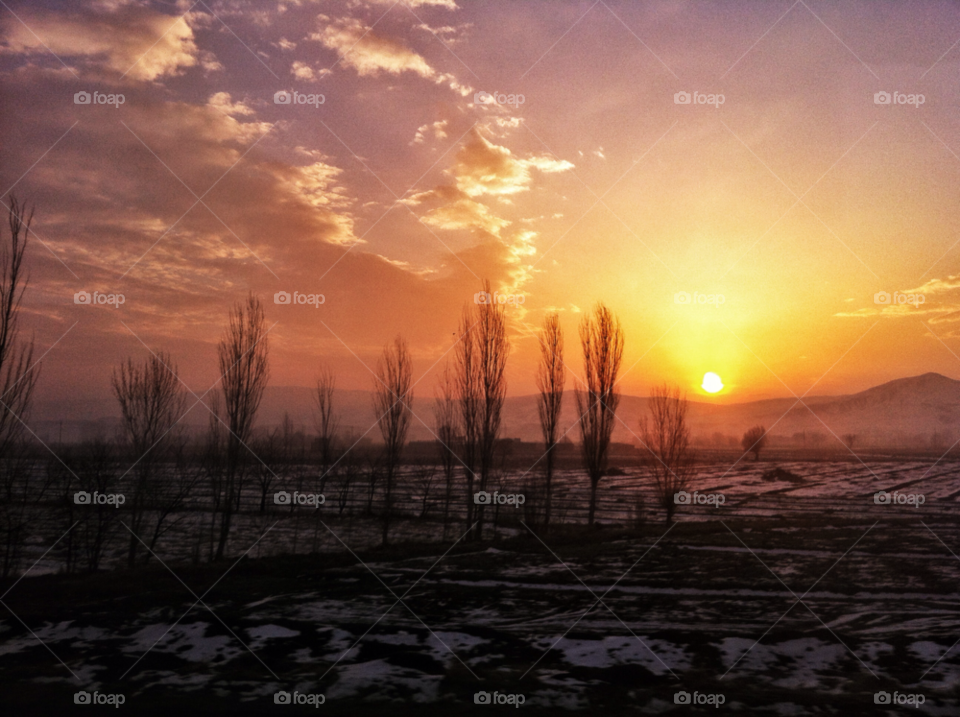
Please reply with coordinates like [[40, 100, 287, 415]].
[[544, 443, 554, 531], [587, 474, 600, 527], [382, 466, 393, 547]]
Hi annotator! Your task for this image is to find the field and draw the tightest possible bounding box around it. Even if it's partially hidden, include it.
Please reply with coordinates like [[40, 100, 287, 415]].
[[2, 459, 960, 714]]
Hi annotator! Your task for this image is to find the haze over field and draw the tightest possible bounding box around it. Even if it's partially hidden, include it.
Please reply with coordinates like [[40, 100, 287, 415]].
[[34, 372, 960, 448]]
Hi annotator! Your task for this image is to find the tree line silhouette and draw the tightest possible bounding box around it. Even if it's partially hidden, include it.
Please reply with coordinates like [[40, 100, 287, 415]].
[[0, 199, 774, 578]]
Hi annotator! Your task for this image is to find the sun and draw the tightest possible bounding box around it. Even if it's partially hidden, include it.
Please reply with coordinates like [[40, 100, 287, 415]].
[[702, 372, 724, 394]]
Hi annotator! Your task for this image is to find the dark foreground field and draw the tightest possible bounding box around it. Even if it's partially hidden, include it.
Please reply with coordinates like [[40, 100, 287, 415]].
[[3, 504, 960, 715]]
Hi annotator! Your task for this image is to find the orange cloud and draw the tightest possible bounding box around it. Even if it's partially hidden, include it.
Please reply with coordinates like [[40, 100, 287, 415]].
[[1, 3, 201, 81], [309, 16, 471, 95]]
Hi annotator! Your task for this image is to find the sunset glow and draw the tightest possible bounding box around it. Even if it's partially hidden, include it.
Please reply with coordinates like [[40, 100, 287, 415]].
[[1, 0, 959, 407]]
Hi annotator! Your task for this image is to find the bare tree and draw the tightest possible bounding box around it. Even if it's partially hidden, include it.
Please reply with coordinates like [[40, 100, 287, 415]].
[[202, 391, 226, 562], [0, 197, 38, 578], [372, 335, 413, 547], [640, 383, 695, 524], [214, 294, 270, 560], [455, 306, 481, 535], [575, 303, 624, 527], [112, 351, 186, 567], [741, 425, 768, 461], [412, 462, 437, 520], [434, 364, 460, 536], [470, 282, 509, 542], [314, 365, 339, 495], [536, 313, 564, 531], [0, 197, 37, 455], [145, 434, 198, 555]]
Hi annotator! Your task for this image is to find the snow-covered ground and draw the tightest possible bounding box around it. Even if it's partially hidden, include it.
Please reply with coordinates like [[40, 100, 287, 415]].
[[3, 460, 960, 712]]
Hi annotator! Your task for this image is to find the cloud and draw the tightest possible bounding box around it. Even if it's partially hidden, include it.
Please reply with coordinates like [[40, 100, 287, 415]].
[[367, 0, 458, 8], [1, 3, 201, 81], [411, 119, 448, 144], [309, 16, 471, 94], [405, 185, 511, 236], [207, 91, 255, 117], [453, 129, 573, 197]]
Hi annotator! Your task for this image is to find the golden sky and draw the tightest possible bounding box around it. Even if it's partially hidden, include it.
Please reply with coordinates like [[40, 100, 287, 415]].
[[3, 0, 960, 407]]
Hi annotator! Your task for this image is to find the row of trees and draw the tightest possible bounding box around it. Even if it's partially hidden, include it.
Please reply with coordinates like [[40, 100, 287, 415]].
[[0, 196, 749, 576]]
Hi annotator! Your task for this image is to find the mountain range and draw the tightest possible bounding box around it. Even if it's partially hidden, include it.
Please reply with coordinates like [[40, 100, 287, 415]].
[[30, 372, 960, 448]]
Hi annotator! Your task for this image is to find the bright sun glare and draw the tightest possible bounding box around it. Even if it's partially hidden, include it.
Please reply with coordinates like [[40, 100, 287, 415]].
[[702, 372, 724, 394]]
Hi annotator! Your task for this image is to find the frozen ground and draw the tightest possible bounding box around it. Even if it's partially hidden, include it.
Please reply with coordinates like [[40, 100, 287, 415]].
[[2, 460, 960, 713]]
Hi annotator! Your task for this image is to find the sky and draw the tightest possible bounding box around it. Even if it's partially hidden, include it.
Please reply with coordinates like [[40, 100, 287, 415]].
[[4, 0, 960, 410]]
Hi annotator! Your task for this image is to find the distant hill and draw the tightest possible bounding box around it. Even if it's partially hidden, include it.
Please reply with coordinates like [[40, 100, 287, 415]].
[[30, 373, 960, 448]]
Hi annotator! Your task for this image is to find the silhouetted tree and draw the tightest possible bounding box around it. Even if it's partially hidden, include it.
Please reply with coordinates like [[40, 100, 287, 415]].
[[741, 424, 767, 461], [214, 294, 270, 560], [314, 365, 339, 495], [372, 335, 413, 547], [455, 305, 481, 536], [470, 281, 509, 542], [536, 313, 564, 531], [640, 383, 694, 524], [112, 351, 185, 567], [575, 303, 624, 527], [0, 197, 38, 578], [434, 364, 459, 536]]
